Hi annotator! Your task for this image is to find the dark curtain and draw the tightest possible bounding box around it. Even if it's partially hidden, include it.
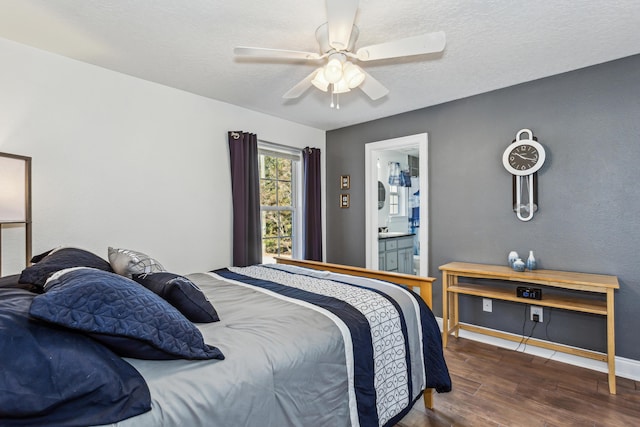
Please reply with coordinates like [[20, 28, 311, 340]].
[[228, 131, 262, 266], [302, 147, 323, 261]]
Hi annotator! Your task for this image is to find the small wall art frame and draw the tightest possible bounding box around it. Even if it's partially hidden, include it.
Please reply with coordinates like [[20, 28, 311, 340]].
[[340, 175, 350, 190], [340, 194, 350, 208]]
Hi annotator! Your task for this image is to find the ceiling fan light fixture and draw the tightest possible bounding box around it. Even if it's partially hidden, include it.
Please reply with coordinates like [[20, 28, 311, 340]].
[[324, 58, 343, 83], [342, 61, 365, 88], [236, 0, 447, 105], [311, 68, 330, 91]]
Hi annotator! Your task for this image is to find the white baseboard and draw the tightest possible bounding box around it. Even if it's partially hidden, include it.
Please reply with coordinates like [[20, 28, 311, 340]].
[[435, 317, 640, 382]]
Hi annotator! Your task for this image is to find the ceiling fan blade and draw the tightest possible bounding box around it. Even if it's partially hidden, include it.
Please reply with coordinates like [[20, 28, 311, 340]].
[[358, 70, 389, 100], [282, 70, 317, 99], [326, 0, 359, 50], [356, 31, 446, 61], [234, 46, 321, 61]]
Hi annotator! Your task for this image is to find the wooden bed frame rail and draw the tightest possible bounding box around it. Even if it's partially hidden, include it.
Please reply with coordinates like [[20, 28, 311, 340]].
[[273, 257, 437, 410]]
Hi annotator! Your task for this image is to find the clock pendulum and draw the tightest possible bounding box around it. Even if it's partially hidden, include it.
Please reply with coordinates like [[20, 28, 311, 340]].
[[502, 129, 546, 221]]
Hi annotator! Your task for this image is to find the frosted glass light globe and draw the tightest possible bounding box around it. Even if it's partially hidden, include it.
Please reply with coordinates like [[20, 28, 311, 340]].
[[342, 62, 365, 88], [323, 58, 343, 84], [332, 78, 351, 94], [311, 68, 329, 91]]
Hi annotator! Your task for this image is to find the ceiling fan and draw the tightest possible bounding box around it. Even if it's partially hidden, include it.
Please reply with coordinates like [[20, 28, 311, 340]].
[[234, 0, 446, 108]]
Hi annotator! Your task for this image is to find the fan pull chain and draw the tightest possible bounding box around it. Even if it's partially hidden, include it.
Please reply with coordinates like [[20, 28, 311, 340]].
[[329, 88, 340, 109]]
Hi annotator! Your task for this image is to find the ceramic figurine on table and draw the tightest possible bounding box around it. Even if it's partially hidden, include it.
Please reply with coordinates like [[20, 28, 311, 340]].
[[512, 258, 526, 272], [508, 251, 519, 267], [526, 251, 537, 270]]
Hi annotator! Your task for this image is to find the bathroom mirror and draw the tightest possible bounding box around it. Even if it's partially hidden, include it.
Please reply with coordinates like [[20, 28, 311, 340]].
[[377, 181, 385, 210]]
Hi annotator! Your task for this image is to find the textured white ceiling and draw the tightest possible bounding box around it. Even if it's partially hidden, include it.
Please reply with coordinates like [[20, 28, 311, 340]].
[[0, 0, 638, 130]]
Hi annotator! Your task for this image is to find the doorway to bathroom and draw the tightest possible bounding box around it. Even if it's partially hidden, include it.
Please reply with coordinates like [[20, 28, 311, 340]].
[[365, 133, 428, 276]]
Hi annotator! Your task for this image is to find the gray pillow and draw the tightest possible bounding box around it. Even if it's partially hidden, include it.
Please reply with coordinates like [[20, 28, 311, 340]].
[[108, 247, 165, 278]]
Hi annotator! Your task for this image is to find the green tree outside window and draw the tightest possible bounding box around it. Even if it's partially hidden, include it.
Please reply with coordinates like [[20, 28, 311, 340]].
[[259, 152, 295, 260]]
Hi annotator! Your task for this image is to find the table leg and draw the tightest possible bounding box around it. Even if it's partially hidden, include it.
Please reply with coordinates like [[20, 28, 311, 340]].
[[442, 273, 449, 347], [454, 291, 459, 338], [607, 288, 616, 394]]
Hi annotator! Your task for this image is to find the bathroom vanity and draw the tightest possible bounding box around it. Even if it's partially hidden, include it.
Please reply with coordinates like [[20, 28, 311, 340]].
[[378, 233, 415, 274]]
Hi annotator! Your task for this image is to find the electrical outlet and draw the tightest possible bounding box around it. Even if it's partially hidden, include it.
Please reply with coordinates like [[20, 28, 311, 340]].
[[530, 306, 543, 322], [482, 298, 492, 312]]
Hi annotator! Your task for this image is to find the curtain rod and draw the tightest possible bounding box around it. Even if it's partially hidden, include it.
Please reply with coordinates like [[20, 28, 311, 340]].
[[258, 139, 303, 153]]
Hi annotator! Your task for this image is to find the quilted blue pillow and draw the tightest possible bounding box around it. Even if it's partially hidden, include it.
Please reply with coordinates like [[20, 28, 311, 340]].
[[29, 268, 225, 361], [19, 247, 113, 288], [133, 272, 219, 323]]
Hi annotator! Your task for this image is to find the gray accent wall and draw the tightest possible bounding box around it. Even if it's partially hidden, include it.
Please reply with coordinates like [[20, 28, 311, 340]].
[[326, 54, 640, 360]]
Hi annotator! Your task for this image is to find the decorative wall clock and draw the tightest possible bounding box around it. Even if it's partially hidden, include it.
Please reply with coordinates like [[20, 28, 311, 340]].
[[502, 129, 546, 221]]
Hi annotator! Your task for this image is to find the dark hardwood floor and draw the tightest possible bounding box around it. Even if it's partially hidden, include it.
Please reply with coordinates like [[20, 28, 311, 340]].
[[398, 338, 640, 427]]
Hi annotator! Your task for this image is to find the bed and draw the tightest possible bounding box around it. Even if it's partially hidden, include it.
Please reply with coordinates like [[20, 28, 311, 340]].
[[0, 248, 451, 427]]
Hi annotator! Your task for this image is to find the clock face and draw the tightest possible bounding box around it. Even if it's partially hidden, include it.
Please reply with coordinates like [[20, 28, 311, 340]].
[[502, 139, 546, 176], [508, 144, 539, 171]]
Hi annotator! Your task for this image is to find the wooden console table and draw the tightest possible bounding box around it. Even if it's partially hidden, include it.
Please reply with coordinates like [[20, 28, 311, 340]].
[[440, 262, 619, 394]]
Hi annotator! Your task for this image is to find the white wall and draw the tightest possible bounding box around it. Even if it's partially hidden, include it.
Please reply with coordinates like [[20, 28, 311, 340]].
[[0, 37, 325, 275]]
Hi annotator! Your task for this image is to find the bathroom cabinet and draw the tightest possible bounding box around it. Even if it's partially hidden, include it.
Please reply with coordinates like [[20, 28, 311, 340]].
[[378, 234, 414, 274]]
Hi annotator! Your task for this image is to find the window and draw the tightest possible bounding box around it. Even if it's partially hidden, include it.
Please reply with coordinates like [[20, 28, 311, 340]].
[[258, 144, 302, 263], [389, 185, 399, 215]]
